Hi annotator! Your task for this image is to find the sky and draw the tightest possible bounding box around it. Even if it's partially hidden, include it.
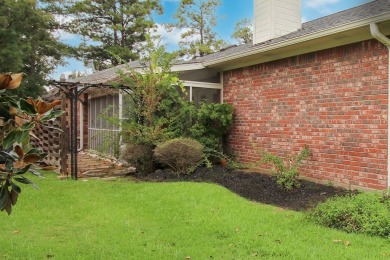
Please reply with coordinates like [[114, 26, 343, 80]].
[[49, 0, 373, 80]]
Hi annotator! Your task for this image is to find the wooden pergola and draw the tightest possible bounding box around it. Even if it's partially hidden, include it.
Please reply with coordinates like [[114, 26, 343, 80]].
[[47, 80, 131, 180]]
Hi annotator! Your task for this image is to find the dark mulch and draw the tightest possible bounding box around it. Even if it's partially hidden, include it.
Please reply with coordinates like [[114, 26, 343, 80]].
[[130, 166, 353, 212]]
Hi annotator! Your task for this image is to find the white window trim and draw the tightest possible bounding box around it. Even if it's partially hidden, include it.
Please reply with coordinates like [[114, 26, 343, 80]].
[[182, 80, 222, 89]]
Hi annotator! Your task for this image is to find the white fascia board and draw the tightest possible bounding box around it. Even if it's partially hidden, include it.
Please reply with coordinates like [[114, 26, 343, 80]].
[[171, 62, 205, 72], [203, 12, 390, 67], [182, 80, 222, 89]]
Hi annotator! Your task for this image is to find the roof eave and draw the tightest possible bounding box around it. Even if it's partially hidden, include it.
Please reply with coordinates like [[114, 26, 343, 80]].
[[203, 12, 390, 70]]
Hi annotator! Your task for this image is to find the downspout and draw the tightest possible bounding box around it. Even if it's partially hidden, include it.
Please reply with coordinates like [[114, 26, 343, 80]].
[[370, 23, 390, 189]]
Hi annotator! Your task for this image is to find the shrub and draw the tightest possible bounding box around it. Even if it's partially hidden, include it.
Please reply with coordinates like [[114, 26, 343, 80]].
[[154, 138, 204, 174], [190, 103, 233, 152], [120, 143, 154, 174], [261, 146, 310, 191], [308, 192, 390, 239]]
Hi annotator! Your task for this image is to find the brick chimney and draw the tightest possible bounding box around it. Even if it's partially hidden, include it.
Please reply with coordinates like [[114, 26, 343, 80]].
[[253, 0, 301, 44]]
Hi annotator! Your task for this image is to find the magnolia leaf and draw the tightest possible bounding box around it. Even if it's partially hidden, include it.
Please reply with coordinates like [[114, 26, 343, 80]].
[[10, 182, 21, 194], [15, 130, 29, 144], [0, 151, 16, 162], [19, 99, 36, 115], [7, 73, 23, 90], [23, 154, 40, 163], [14, 176, 33, 185], [0, 74, 12, 90], [0, 185, 8, 209], [41, 110, 64, 122], [15, 164, 31, 175], [3, 130, 18, 149], [25, 148, 42, 156], [46, 100, 61, 111], [14, 176, 39, 190], [29, 169, 45, 178], [20, 122, 35, 131], [4, 194, 12, 215], [36, 101, 49, 114], [10, 189, 18, 205], [15, 145, 24, 159]]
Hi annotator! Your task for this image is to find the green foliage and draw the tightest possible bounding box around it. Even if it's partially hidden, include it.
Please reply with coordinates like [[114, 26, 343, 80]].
[[63, 0, 162, 70], [0, 0, 68, 97], [154, 138, 204, 174], [261, 146, 311, 191], [232, 18, 253, 44], [120, 143, 154, 174], [168, 102, 234, 153], [171, 0, 225, 58], [308, 192, 390, 239], [0, 76, 63, 215], [119, 37, 185, 146], [190, 103, 233, 152]]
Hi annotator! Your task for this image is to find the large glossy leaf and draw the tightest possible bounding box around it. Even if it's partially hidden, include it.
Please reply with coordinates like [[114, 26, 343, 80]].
[[14, 145, 24, 159], [15, 130, 29, 144], [7, 73, 23, 90], [3, 194, 12, 215], [41, 110, 64, 123], [0, 74, 12, 90], [10, 189, 18, 205], [20, 122, 35, 131], [29, 169, 45, 178], [2, 130, 18, 149], [10, 181, 21, 194], [25, 148, 42, 155], [23, 154, 40, 163], [14, 176, 39, 190], [0, 151, 16, 162], [15, 164, 31, 175], [19, 99, 36, 115], [13, 176, 33, 185], [0, 185, 8, 209]]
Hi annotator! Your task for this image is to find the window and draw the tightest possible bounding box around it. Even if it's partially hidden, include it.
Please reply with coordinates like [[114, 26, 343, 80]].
[[182, 82, 222, 107]]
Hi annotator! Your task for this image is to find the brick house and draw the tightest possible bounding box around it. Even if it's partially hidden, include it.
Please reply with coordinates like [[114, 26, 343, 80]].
[[73, 0, 390, 190]]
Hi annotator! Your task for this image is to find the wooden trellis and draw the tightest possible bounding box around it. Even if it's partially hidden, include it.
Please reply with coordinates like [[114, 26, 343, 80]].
[[45, 80, 131, 180]]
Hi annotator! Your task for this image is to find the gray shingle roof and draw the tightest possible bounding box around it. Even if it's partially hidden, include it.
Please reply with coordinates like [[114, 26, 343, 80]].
[[70, 60, 143, 84], [70, 0, 390, 84], [198, 0, 390, 64]]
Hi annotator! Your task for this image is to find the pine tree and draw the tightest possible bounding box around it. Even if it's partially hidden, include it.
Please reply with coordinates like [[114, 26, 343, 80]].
[[65, 0, 162, 71], [172, 0, 225, 59], [232, 18, 253, 44]]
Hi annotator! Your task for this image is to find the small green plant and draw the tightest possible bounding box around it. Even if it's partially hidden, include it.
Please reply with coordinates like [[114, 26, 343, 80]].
[[308, 192, 390, 239], [261, 146, 310, 191], [154, 138, 203, 174], [120, 143, 154, 174]]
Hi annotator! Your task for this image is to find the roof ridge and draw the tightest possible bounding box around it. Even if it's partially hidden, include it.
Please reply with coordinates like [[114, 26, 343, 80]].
[[302, 0, 378, 25]]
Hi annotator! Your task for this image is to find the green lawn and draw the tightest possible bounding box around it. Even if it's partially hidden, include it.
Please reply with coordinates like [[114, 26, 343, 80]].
[[1, 173, 389, 259]]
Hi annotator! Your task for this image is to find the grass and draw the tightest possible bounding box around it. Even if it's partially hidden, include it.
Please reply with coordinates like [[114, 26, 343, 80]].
[[0, 173, 389, 259]]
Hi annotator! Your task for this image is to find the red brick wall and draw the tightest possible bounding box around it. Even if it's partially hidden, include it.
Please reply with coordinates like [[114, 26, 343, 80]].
[[223, 39, 389, 190]]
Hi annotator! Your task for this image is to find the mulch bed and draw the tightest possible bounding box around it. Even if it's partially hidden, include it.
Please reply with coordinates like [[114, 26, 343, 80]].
[[130, 166, 353, 212]]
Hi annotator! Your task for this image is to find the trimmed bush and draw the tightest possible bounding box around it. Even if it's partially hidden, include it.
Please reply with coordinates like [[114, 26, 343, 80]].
[[308, 192, 390, 239], [154, 138, 204, 174], [120, 143, 154, 174]]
